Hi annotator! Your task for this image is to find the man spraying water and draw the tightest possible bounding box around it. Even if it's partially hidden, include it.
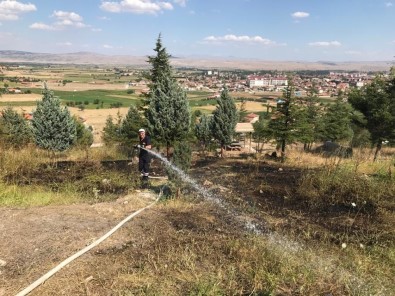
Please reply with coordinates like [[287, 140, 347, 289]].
[[136, 128, 152, 189]]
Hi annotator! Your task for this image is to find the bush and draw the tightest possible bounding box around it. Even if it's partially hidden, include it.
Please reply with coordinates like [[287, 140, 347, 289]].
[[0, 107, 33, 148]]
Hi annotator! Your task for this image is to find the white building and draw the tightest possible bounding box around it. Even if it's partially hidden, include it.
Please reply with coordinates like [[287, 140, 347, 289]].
[[247, 75, 288, 88]]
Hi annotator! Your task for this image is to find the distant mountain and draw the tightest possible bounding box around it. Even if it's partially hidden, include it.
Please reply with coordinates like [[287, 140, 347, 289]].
[[0, 50, 391, 71]]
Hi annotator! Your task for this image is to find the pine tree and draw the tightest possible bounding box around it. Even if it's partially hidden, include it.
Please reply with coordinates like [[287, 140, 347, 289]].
[[267, 81, 301, 161], [146, 34, 173, 88], [195, 114, 212, 154], [211, 87, 238, 157], [32, 87, 76, 152], [348, 76, 395, 161], [146, 36, 190, 158], [0, 107, 33, 148], [120, 105, 145, 145], [319, 96, 353, 143], [102, 115, 121, 145]]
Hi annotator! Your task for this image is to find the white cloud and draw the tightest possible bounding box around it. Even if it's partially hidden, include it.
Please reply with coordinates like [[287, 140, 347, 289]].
[[308, 41, 342, 47], [52, 11, 87, 28], [0, 0, 36, 21], [91, 28, 102, 32], [99, 16, 111, 20], [103, 44, 114, 48], [173, 0, 187, 7], [30, 22, 57, 30], [30, 10, 89, 30], [203, 34, 280, 45], [385, 2, 393, 7], [291, 11, 309, 18], [100, 0, 174, 14]]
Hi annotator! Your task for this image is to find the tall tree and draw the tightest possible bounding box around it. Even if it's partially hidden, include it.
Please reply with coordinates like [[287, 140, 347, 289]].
[[348, 76, 395, 161], [32, 87, 76, 152], [146, 35, 190, 158], [267, 80, 301, 161], [146, 34, 173, 88], [319, 96, 353, 143], [211, 87, 238, 157], [195, 114, 212, 155], [302, 84, 323, 150]]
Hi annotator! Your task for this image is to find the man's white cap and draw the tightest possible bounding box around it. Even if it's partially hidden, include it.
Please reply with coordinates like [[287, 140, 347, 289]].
[[138, 128, 145, 132]]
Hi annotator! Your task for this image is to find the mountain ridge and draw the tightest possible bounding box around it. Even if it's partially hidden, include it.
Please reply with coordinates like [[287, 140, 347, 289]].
[[0, 50, 391, 71]]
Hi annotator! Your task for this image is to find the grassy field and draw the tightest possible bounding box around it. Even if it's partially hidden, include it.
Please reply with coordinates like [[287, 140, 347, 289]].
[[0, 145, 393, 295]]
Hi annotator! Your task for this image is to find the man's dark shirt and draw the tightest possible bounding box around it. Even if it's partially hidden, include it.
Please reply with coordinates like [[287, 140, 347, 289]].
[[139, 135, 151, 158]]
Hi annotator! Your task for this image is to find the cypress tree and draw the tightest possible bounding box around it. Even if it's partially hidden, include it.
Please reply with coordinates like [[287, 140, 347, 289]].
[[211, 87, 238, 157], [146, 35, 190, 158], [32, 87, 76, 152]]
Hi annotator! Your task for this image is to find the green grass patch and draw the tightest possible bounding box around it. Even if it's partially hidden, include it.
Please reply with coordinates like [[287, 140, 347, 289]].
[[0, 182, 81, 206], [15, 89, 141, 109], [189, 99, 217, 107], [0, 101, 37, 107]]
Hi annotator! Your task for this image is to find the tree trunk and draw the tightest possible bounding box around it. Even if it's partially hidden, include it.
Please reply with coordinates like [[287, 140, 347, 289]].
[[281, 139, 286, 162], [373, 141, 382, 162]]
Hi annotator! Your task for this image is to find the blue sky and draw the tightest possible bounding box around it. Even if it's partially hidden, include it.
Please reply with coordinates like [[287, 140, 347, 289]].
[[0, 0, 394, 61]]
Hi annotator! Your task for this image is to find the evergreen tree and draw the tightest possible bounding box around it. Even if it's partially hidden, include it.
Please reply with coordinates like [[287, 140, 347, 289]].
[[146, 36, 190, 158], [146, 34, 173, 88], [195, 114, 212, 154], [302, 84, 323, 150], [319, 96, 353, 144], [238, 99, 248, 122], [348, 76, 395, 161], [211, 87, 238, 157], [168, 142, 192, 180], [0, 107, 32, 148], [102, 115, 121, 145], [120, 105, 145, 145], [32, 87, 76, 152], [252, 118, 270, 153], [74, 116, 93, 148], [267, 81, 301, 161]]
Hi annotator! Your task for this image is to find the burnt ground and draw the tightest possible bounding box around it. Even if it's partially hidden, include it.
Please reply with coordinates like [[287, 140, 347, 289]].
[[0, 156, 394, 295]]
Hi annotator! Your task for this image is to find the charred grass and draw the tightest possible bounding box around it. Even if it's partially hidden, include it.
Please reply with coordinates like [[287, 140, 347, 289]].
[[0, 147, 141, 206], [1, 147, 394, 295]]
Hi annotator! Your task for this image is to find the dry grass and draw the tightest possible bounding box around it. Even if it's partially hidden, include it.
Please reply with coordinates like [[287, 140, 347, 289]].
[[1, 145, 394, 295]]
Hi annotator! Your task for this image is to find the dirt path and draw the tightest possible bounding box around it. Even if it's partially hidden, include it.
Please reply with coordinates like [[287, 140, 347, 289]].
[[0, 191, 157, 296]]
